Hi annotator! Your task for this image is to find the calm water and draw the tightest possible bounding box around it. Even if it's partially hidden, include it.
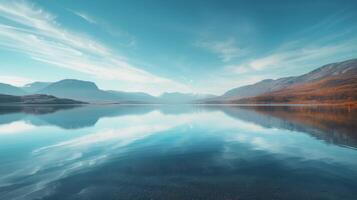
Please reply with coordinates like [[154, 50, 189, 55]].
[[0, 105, 356, 200]]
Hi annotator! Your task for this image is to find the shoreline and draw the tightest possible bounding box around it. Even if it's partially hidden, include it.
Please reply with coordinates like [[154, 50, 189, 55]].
[[0, 102, 355, 107]]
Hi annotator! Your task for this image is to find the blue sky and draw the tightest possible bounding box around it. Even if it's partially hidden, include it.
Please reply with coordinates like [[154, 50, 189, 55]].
[[0, 0, 357, 95]]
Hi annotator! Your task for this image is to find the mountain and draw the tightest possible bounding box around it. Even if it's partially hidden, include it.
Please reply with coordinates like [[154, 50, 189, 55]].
[[0, 94, 85, 104], [39, 79, 160, 103], [107, 90, 158, 103], [236, 73, 357, 105], [223, 77, 295, 99], [217, 58, 357, 105], [0, 83, 27, 96], [39, 79, 118, 103], [222, 58, 357, 99], [0, 78, 217, 104], [38, 79, 216, 104], [22, 82, 52, 93], [159, 92, 216, 104]]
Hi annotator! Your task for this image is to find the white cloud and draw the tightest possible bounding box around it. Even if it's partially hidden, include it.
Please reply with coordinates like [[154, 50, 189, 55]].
[[198, 35, 357, 95], [249, 54, 283, 71], [0, 75, 33, 86], [0, 1, 191, 95], [229, 37, 357, 74], [197, 38, 246, 62]]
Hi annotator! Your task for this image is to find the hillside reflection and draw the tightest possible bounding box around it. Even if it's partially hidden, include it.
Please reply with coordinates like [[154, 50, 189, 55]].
[[1, 104, 356, 148], [1, 105, 357, 199], [0, 105, 156, 129], [210, 105, 357, 148]]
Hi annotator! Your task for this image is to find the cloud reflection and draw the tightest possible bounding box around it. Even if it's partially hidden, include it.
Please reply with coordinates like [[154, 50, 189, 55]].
[[0, 121, 35, 134], [1, 106, 357, 200]]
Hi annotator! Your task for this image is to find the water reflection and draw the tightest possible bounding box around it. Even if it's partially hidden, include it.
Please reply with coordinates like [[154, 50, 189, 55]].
[[209, 105, 357, 148], [0, 105, 156, 129], [0, 105, 356, 200]]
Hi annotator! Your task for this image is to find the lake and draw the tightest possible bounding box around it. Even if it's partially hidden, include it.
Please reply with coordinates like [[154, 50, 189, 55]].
[[0, 105, 356, 200]]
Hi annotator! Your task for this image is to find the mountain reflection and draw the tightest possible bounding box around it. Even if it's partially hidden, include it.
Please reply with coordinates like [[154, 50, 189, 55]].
[[0, 105, 156, 129], [0, 105, 357, 200], [210, 105, 357, 148], [1, 105, 356, 149]]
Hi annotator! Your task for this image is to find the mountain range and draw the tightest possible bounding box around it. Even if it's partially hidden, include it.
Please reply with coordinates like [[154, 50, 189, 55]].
[[0, 58, 356, 105], [204, 58, 357, 105], [0, 79, 215, 104]]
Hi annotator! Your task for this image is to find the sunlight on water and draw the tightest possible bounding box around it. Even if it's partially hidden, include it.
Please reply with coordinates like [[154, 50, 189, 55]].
[[0, 105, 356, 200]]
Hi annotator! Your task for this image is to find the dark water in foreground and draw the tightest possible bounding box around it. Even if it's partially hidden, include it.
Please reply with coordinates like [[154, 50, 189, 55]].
[[0, 105, 356, 200]]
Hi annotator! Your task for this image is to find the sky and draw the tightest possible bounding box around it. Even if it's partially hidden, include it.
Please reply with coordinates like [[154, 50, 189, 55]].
[[0, 0, 357, 96]]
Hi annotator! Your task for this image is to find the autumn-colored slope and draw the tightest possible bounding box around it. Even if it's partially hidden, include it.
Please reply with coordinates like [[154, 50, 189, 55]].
[[233, 74, 357, 105], [249, 106, 357, 147]]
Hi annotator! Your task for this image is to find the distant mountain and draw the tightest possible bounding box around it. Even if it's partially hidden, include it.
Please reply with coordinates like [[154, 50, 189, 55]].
[[0, 79, 216, 104], [223, 77, 294, 99], [236, 72, 357, 105], [221, 58, 357, 100], [38, 79, 164, 103], [0, 83, 27, 96], [159, 92, 216, 104], [0, 94, 85, 104], [39, 79, 119, 103], [37, 79, 216, 104], [22, 82, 52, 93], [107, 90, 158, 103], [215, 58, 357, 105]]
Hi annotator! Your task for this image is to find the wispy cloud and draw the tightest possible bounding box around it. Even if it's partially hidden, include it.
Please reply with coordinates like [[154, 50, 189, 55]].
[[198, 35, 357, 94], [68, 9, 136, 47], [233, 38, 357, 73], [227, 11, 357, 76], [0, 1, 190, 95], [212, 38, 357, 94], [69, 10, 97, 24], [196, 38, 247, 62]]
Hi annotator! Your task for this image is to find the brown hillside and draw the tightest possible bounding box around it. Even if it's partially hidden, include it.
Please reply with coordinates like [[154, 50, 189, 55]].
[[233, 74, 357, 105]]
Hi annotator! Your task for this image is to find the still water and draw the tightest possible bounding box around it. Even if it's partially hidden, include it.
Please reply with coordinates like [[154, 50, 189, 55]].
[[0, 105, 356, 200]]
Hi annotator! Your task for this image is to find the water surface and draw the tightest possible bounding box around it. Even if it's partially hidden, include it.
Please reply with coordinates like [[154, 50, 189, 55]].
[[0, 105, 356, 200]]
